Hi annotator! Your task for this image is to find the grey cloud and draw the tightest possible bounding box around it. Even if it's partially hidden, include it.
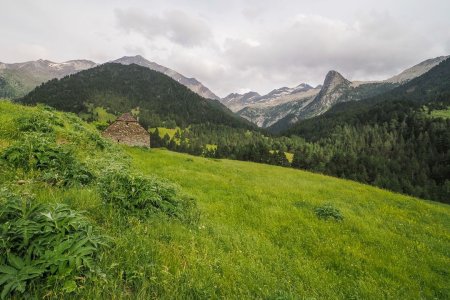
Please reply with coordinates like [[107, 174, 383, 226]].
[[242, 6, 265, 21], [222, 13, 436, 85], [115, 8, 212, 47]]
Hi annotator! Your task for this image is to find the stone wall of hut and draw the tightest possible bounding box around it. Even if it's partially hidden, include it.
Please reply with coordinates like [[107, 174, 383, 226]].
[[102, 121, 150, 147]]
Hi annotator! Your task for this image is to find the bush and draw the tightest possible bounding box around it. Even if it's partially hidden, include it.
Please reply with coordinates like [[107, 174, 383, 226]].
[[0, 191, 108, 298], [1, 135, 93, 186], [98, 171, 199, 224], [314, 204, 344, 221]]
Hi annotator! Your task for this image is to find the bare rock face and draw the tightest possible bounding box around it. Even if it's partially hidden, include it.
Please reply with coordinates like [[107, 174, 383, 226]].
[[385, 56, 449, 84], [221, 91, 262, 112], [298, 70, 351, 118]]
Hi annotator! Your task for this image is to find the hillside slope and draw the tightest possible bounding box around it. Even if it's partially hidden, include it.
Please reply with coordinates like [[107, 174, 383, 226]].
[[19, 63, 253, 129], [0, 101, 449, 298], [126, 147, 450, 299], [0, 59, 96, 98]]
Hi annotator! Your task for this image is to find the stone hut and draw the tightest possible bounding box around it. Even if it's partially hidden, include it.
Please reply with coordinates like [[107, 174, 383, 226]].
[[102, 113, 150, 147]]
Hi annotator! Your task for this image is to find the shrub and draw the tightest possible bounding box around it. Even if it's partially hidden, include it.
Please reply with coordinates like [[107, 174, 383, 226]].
[[0, 191, 108, 298], [1, 135, 93, 186], [314, 204, 344, 221], [98, 171, 199, 224]]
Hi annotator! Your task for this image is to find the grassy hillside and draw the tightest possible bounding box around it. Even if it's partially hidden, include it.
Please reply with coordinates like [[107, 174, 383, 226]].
[[126, 148, 450, 299], [0, 69, 49, 98], [430, 107, 450, 119], [0, 101, 449, 299]]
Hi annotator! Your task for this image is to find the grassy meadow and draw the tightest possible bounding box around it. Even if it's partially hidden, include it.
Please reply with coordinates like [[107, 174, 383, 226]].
[[124, 147, 450, 299], [0, 100, 449, 299], [430, 107, 450, 119]]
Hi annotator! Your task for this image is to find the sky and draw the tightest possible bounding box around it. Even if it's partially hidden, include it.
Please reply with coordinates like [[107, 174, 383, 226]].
[[1, 0, 449, 97]]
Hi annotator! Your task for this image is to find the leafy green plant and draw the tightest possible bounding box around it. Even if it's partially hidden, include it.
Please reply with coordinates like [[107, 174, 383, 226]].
[[16, 114, 53, 133], [98, 170, 199, 223], [314, 204, 344, 221], [1, 135, 93, 186], [0, 191, 108, 299]]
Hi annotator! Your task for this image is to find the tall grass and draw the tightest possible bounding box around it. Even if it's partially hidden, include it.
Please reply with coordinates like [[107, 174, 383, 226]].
[[1, 100, 449, 299]]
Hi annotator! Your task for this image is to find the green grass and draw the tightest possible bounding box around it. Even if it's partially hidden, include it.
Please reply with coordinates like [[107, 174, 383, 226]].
[[205, 144, 217, 151], [123, 147, 450, 299], [284, 152, 294, 163], [430, 107, 450, 119], [80, 104, 117, 123], [1, 100, 449, 299], [149, 127, 181, 139], [269, 150, 293, 162]]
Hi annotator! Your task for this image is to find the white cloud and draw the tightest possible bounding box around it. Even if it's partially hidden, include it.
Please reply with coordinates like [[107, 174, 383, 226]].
[[115, 8, 212, 48]]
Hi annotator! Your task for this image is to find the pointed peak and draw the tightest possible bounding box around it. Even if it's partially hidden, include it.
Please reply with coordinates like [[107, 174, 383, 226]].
[[325, 70, 345, 79], [293, 83, 313, 92], [115, 55, 150, 63], [323, 70, 350, 88], [244, 91, 260, 97], [295, 83, 312, 88], [224, 92, 242, 99]]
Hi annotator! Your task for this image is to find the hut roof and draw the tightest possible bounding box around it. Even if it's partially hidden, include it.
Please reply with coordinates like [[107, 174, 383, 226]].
[[116, 113, 137, 122]]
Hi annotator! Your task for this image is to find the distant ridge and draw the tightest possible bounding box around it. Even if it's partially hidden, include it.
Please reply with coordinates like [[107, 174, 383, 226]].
[[113, 55, 220, 100], [0, 59, 96, 98]]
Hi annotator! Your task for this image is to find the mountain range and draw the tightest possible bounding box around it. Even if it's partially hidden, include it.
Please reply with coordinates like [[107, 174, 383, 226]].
[[2, 54, 448, 131], [0, 59, 96, 98], [224, 55, 449, 130]]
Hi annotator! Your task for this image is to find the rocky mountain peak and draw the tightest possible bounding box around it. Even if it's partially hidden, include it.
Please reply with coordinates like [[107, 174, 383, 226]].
[[297, 70, 351, 118], [224, 92, 242, 99], [322, 70, 350, 91], [293, 83, 313, 92], [113, 55, 158, 69], [244, 91, 261, 97]]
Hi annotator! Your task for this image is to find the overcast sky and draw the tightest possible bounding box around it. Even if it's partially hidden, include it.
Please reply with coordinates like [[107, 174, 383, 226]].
[[1, 0, 449, 96]]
